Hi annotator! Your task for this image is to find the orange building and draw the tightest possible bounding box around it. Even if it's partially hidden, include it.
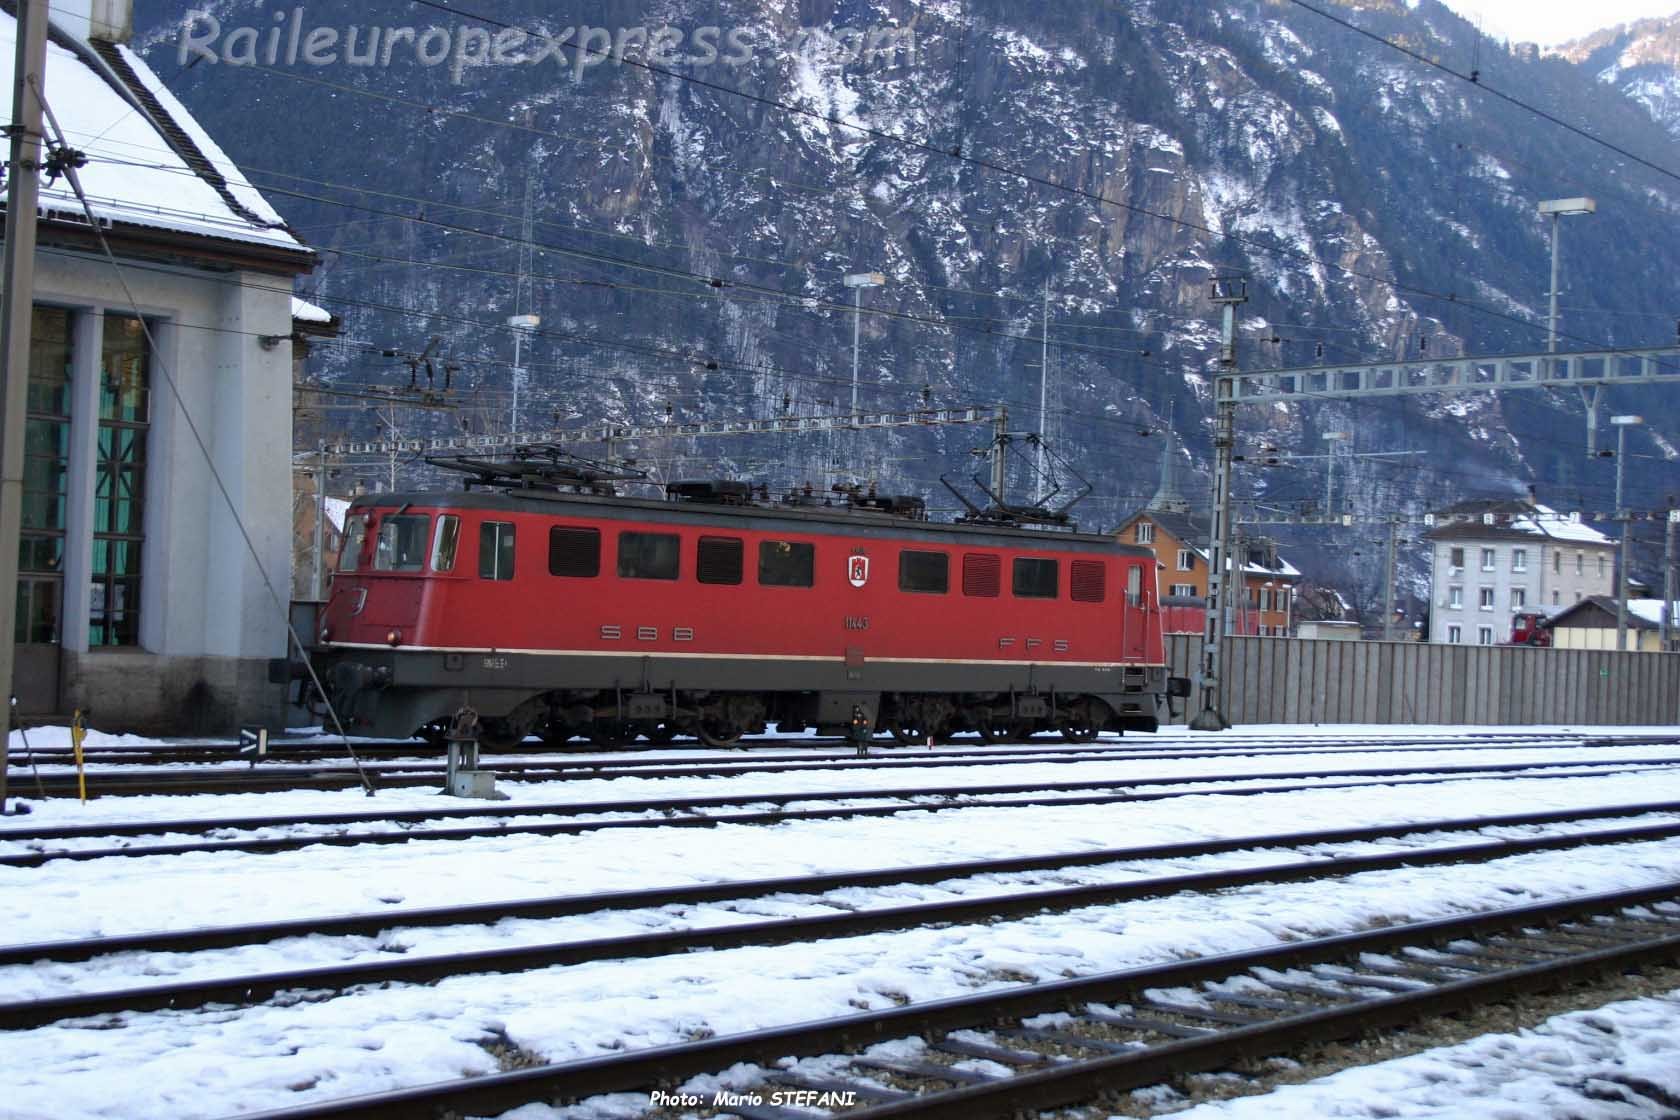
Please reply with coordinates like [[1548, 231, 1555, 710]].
[[1114, 436, 1298, 636]]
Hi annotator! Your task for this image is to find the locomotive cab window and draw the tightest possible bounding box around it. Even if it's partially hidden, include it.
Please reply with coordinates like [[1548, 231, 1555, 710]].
[[338, 516, 366, 572], [549, 526, 601, 578], [759, 540, 814, 587], [373, 514, 429, 572], [619, 531, 679, 580], [479, 521, 515, 581], [697, 536, 743, 585], [899, 550, 949, 594], [431, 515, 460, 573], [962, 553, 1000, 597], [1012, 557, 1058, 599]]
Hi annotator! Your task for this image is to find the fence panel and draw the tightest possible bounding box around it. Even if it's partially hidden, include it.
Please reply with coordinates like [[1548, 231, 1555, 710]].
[[1155, 635, 1676, 727]]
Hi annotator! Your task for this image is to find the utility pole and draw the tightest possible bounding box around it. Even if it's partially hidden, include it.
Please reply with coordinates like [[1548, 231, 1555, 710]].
[[1382, 517, 1400, 641], [313, 440, 328, 600], [0, 0, 49, 813], [1613, 414, 1642, 650], [508, 171, 540, 436], [1226, 526, 1246, 638], [1192, 277, 1246, 732], [991, 405, 1009, 502], [1036, 277, 1050, 502], [1664, 509, 1676, 652], [1322, 431, 1349, 516]]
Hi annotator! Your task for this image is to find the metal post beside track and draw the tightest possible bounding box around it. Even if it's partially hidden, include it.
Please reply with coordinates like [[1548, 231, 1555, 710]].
[[444, 705, 506, 800], [1191, 278, 1246, 731]]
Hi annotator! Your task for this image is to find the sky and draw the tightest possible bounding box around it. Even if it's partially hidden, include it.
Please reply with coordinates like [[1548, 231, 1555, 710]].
[[1438, 0, 1680, 45]]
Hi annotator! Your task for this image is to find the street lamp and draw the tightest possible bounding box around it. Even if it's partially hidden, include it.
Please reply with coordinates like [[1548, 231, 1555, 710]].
[[1613, 413, 1643, 650], [842, 272, 886, 417], [1537, 197, 1595, 353]]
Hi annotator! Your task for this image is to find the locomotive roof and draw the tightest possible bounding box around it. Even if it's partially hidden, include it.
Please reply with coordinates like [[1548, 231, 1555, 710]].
[[351, 487, 1153, 558]]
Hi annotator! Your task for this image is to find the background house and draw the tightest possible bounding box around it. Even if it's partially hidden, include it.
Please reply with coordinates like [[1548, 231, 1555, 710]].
[[1423, 497, 1616, 646], [1546, 597, 1680, 652], [8, 10, 315, 730], [1115, 436, 1299, 636]]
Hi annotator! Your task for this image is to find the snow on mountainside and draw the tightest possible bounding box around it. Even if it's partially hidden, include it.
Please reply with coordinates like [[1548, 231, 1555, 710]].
[[1555, 11, 1680, 137], [130, 0, 1680, 617]]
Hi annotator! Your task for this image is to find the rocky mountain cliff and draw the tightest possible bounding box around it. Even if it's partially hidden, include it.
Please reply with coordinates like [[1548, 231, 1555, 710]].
[[131, 0, 1680, 618]]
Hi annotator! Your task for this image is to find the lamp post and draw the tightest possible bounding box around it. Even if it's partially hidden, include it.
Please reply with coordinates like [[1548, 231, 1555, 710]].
[[1613, 414, 1643, 650], [1539, 197, 1597, 454], [1538, 197, 1595, 354], [842, 272, 885, 418]]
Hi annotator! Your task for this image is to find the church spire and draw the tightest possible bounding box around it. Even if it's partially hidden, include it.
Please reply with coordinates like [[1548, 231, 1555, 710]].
[[1149, 405, 1190, 514]]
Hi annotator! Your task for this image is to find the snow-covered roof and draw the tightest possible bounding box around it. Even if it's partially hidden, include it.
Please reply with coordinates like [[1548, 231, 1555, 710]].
[[1427, 500, 1614, 546], [1509, 504, 1614, 545], [323, 497, 350, 534], [291, 297, 333, 324], [1626, 599, 1680, 627], [0, 12, 303, 251]]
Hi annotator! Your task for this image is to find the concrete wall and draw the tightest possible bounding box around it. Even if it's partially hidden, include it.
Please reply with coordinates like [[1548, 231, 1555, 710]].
[[31, 251, 293, 732], [1166, 635, 1680, 726]]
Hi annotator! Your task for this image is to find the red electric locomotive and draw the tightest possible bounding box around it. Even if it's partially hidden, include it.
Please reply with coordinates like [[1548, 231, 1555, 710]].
[[312, 459, 1187, 747]]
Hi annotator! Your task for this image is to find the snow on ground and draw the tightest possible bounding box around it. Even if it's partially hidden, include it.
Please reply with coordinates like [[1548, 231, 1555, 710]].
[[1156, 990, 1680, 1120], [3, 725, 1680, 1119]]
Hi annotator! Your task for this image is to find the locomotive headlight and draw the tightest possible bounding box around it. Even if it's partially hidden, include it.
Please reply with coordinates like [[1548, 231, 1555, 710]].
[[319, 624, 331, 643], [386, 628, 402, 646]]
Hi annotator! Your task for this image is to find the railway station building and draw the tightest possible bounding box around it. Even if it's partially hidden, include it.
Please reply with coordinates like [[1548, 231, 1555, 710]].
[[6, 9, 316, 731]]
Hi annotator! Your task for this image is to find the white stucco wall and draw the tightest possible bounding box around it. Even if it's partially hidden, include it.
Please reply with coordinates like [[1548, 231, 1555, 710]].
[[1429, 536, 1616, 645], [27, 249, 294, 728]]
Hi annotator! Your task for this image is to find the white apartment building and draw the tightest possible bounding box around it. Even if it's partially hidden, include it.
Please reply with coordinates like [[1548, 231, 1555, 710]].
[[1424, 499, 1615, 646]]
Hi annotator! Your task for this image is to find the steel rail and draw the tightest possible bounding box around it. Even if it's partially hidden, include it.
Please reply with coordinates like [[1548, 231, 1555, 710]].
[[5, 759, 1680, 868], [8, 817, 1680, 1032], [8, 799, 1679, 967], [20, 731, 1675, 784], [23, 729, 1663, 770], [14, 745, 1680, 802], [221, 881, 1680, 1120]]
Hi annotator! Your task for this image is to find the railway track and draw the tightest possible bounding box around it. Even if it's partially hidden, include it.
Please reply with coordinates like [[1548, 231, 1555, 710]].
[[6, 755, 1680, 866], [5, 802, 1680, 1034], [17, 729, 1679, 773], [14, 737, 1680, 800], [209, 881, 1680, 1120]]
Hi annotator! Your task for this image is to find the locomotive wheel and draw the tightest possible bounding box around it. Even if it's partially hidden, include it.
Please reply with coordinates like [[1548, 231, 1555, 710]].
[[889, 720, 928, 747], [590, 721, 634, 748], [477, 717, 531, 751], [540, 722, 579, 748], [975, 718, 1012, 745], [1058, 720, 1100, 744], [696, 722, 744, 748]]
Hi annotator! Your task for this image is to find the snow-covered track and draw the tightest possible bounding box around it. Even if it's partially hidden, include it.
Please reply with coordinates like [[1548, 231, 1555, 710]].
[[7, 756, 1680, 866], [7, 809, 1680, 1032], [19, 729, 1679, 785], [222, 882, 1680, 1120]]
